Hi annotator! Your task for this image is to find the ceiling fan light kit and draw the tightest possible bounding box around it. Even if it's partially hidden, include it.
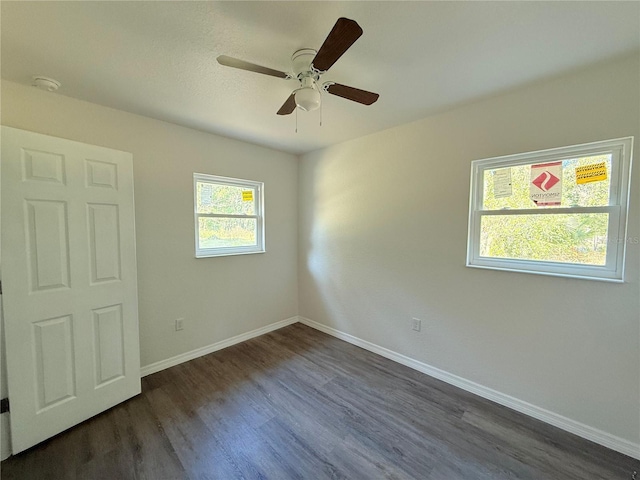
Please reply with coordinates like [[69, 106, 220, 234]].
[[217, 17, 379, 121], [294, 73, 321, 112], [295, 86, 321, 112]]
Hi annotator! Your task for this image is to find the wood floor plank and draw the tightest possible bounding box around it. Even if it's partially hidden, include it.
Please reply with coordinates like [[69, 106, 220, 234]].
[[110, 394, 186, 479], [329, 438, 416, 480], [75, 447, 137, 480], [2, 323, 638, 480], [257, 416, 347, 479], [145, 386, 242, 480], [197, 401, 296, 479]]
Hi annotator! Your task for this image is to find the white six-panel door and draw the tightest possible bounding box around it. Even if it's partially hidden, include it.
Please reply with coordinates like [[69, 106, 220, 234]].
[[1, 127, 141, 453]]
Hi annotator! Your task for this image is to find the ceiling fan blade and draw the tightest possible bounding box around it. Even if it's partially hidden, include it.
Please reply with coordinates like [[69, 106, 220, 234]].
[[277, 93, 297, 115], [217, 55, 288, 79], [326, 83, 379, 105], [312, 18, 363, 72]]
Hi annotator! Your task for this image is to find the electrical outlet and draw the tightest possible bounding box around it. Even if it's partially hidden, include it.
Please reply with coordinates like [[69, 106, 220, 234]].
[[412, 318, 422, 332], [175, 318, 184, 331]]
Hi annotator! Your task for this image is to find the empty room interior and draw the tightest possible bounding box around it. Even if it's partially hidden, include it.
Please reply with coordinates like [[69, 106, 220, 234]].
[[1, 1, 639, 479]]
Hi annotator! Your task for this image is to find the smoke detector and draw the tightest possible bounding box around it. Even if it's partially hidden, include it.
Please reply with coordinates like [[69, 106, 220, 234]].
[[31, 76, 61, 92]]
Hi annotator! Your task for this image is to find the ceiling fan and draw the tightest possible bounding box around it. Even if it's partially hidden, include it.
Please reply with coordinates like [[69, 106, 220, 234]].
[[217, 18, 379, 116]]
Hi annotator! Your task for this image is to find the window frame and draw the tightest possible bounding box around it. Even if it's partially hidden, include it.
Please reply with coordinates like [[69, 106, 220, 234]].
[[193, 173, 265, 258], [466, 137, 633, 282]]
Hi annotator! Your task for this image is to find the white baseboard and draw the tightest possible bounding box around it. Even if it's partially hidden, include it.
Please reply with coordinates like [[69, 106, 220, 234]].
[[140, 316, 299, 377], [1, 412, 11, 461], [298, 316, 640, 460]]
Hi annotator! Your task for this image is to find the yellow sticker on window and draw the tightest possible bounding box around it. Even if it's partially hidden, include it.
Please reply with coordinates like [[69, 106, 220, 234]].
[[242, 190, 254, 202], [576, 162, 607, 184]]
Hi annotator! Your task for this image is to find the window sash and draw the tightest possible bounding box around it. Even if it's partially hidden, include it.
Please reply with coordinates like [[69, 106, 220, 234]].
[[470, 207, 621, 274], [471, 143, 625, 210]]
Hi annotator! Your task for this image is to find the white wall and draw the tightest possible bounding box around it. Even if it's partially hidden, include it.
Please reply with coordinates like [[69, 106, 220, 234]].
[[1, 80, 299, 368], [298, 54, 640, 447]]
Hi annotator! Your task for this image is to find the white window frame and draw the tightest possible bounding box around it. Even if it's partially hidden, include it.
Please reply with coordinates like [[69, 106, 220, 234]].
[[467, 137, 633, 282], [194, 173, 265, 258]]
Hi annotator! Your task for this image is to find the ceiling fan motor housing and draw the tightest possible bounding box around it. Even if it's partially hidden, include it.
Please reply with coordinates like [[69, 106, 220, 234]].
[[291, 48, 317, 77]]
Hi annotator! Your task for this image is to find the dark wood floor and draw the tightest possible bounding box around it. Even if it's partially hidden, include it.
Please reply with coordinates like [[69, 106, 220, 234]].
[[2, 323, 638, 479]]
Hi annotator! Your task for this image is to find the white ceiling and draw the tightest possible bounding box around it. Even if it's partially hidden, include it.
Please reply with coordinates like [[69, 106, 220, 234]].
[[2, 1, 639, 155]]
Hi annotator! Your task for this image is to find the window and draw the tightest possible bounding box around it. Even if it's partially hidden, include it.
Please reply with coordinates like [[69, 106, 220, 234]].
[[467, 137, 633, 281], [194, 173, 264, 258]]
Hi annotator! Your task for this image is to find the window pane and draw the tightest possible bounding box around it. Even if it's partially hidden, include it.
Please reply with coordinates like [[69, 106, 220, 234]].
[[482, 154, 611, 210], [196, 182, 256, 215], [480, 213, 609, 265], [198, 217, 257, 249]]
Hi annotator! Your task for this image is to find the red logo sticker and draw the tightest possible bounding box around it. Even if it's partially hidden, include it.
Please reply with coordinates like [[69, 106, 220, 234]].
[[532, 171, 560, 192]]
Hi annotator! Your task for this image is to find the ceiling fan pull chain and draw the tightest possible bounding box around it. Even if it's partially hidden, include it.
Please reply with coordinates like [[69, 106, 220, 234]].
[[320, 99, 323, 127], [295, 106, 298, 134]]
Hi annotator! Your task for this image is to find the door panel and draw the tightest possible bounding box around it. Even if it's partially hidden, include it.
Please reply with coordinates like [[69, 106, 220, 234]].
[[92, 304, 125, 386], [22, 148, 66, 184], [87, 203, 121, 283], [25, 200, 71, 291], [85, 159, 118, 189], [1, 127, 141, 453], [33, 315, 76, 411]]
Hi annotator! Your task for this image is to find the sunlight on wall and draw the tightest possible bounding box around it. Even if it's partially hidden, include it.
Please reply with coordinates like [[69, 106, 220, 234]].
[[298, 54, 640, 446]]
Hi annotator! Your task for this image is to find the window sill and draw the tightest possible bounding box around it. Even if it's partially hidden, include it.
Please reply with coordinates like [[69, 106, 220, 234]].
[[195, 249, 266, 259], [465, 262, 624, 283]]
